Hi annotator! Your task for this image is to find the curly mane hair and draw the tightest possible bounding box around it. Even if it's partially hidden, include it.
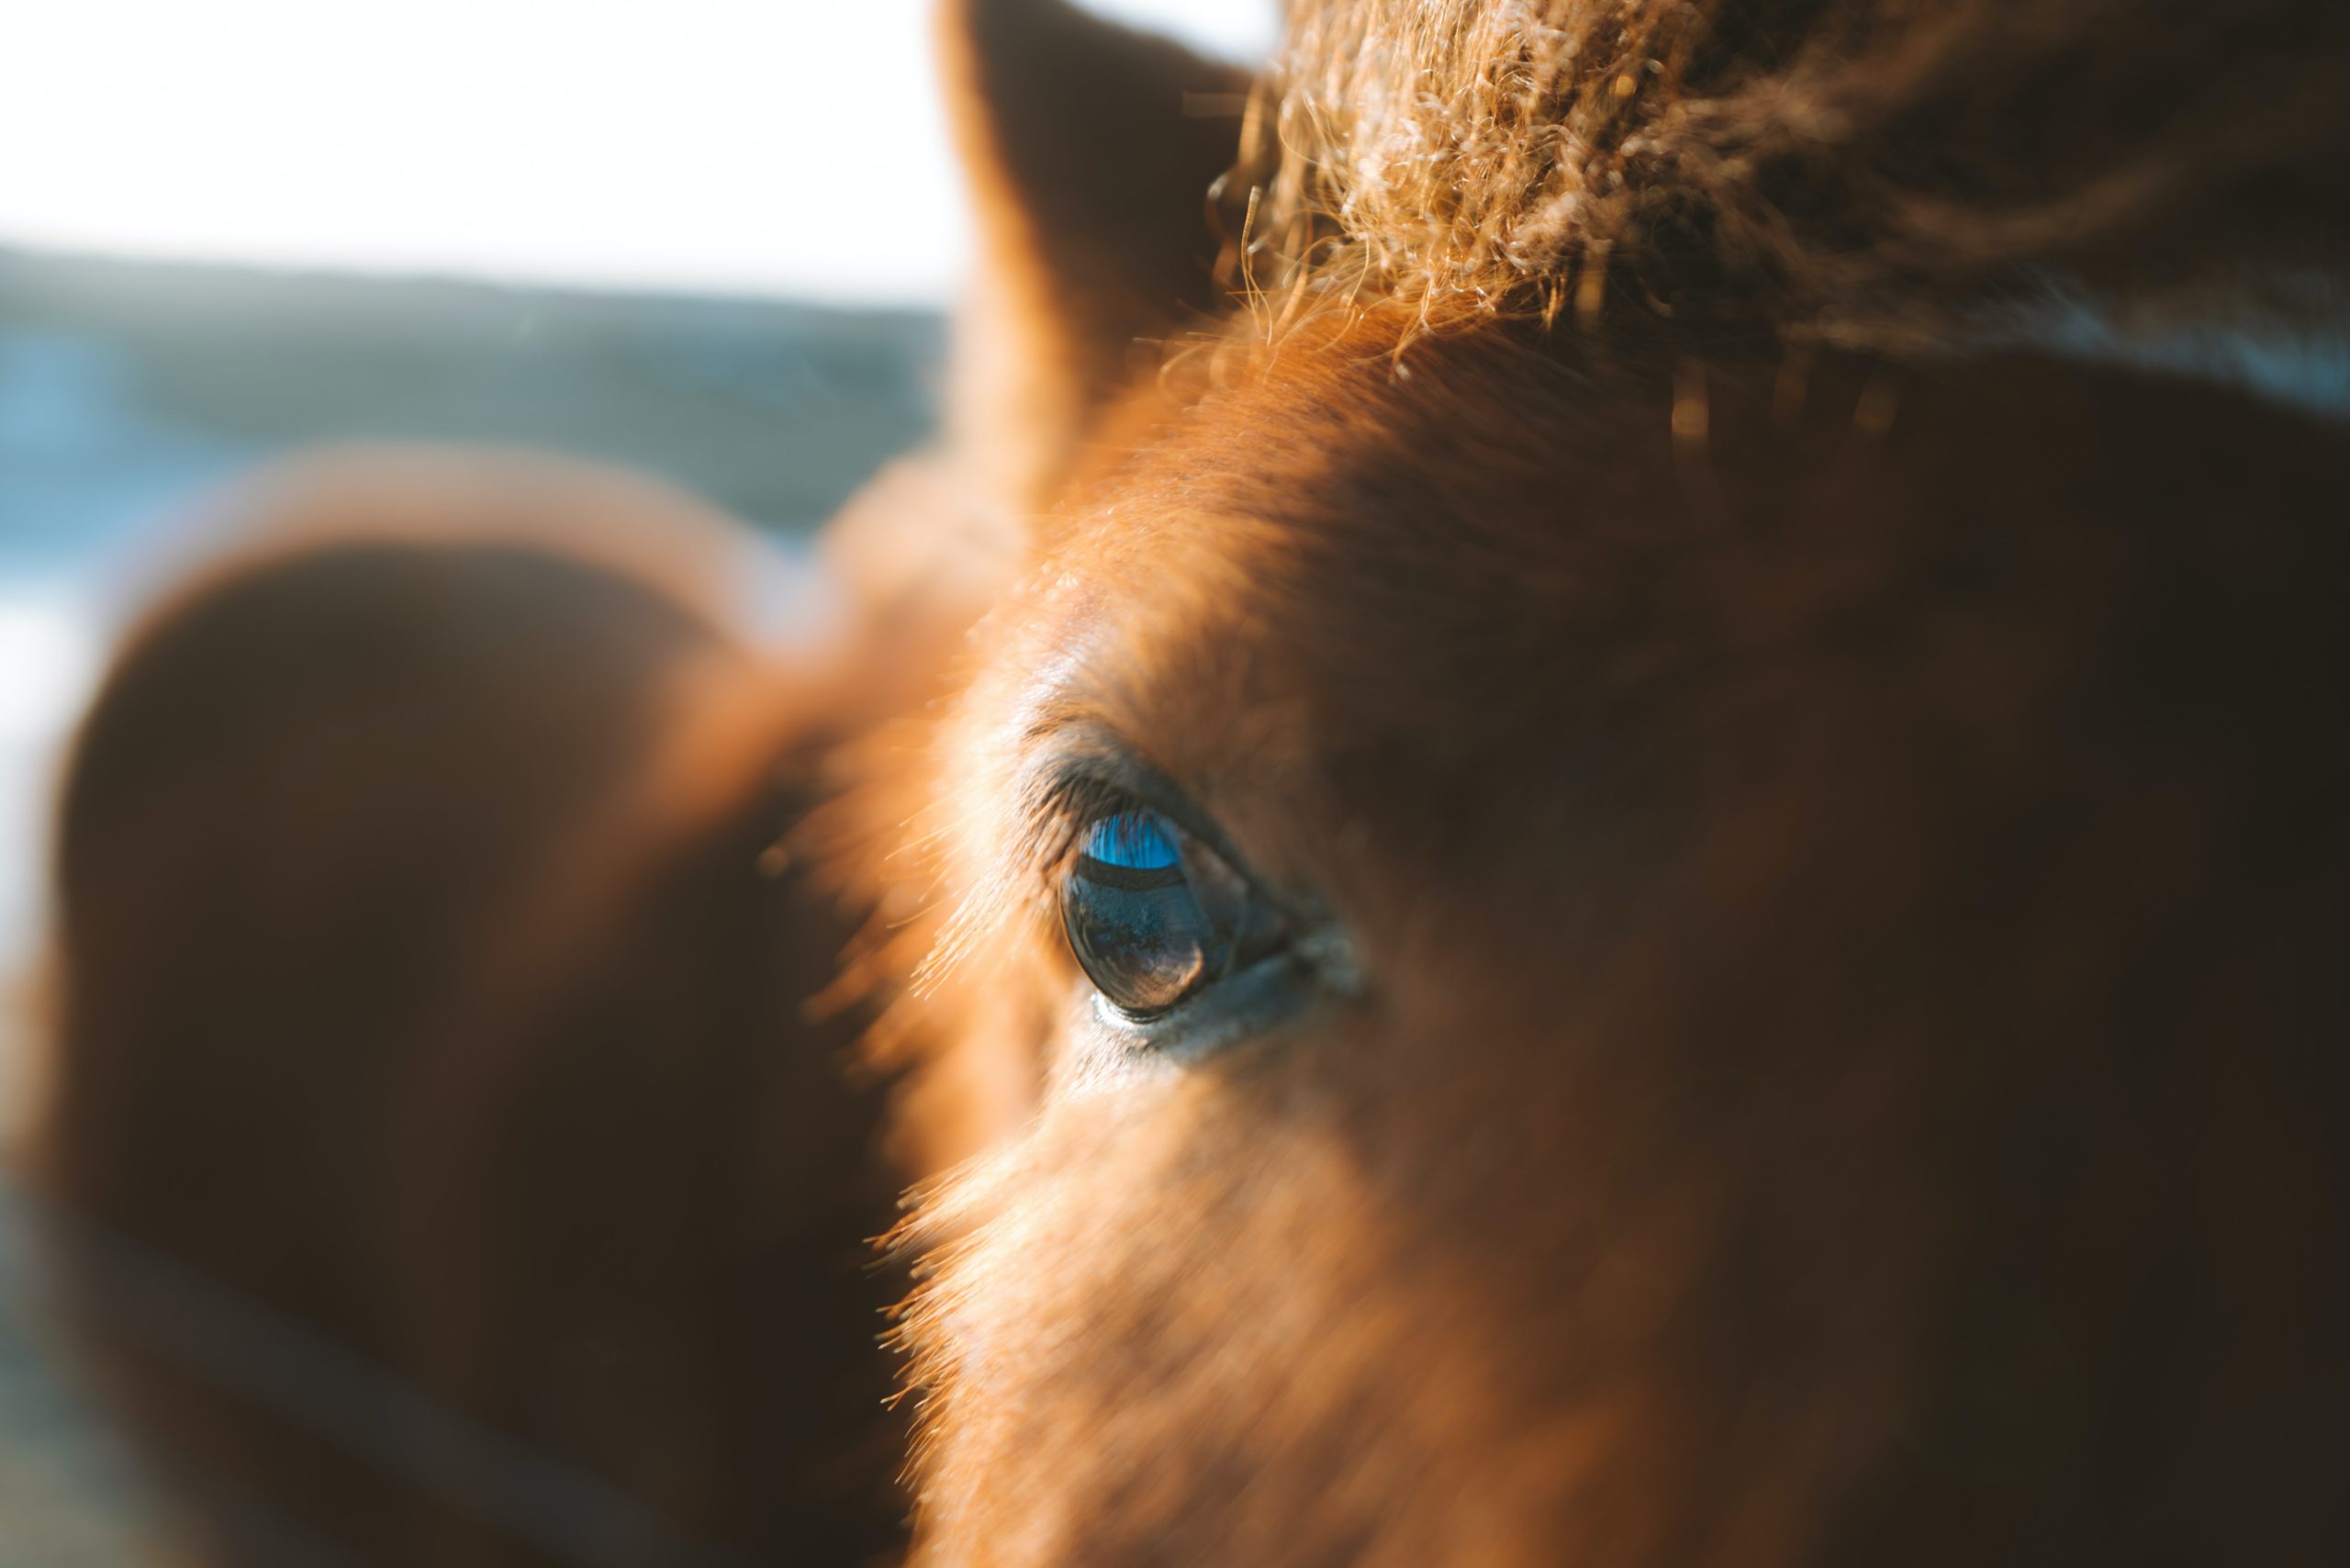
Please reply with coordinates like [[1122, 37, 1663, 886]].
[[1239, 0, 2350, 342]]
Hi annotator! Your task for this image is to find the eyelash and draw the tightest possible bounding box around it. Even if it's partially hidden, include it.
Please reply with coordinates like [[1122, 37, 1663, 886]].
[[1024, 773, 1149, 886]]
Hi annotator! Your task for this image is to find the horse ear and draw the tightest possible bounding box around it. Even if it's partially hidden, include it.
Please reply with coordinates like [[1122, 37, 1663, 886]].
[[937, 0, 1258, 509]]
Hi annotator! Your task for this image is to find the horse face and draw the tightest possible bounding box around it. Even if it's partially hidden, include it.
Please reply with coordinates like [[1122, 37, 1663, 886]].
[[895, 315, 2350, 1564], [890, 7, 2350, 1558]]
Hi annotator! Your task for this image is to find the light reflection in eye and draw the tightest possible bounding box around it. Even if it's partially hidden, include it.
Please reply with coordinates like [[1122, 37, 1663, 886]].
[[1085, 811, 1181, 872]]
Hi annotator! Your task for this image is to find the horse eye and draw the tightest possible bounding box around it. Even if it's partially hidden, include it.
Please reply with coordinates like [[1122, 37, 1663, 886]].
[[1060, 807, 1288, 1021]]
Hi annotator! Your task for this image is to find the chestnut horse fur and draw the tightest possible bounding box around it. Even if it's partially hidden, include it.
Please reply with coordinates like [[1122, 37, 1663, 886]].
[[34, 2, 2350, 1566]]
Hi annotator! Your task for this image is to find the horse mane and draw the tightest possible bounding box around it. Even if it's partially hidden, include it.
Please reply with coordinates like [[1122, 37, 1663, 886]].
[[1240, 0, 2350, 344]]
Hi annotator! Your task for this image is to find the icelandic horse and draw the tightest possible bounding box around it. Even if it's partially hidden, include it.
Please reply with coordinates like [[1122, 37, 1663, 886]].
[[35, 1, 2350, 1565]]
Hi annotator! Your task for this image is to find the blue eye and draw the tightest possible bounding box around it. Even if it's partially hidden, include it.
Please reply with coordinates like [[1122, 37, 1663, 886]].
[[1060, 806, 1289, 1021]]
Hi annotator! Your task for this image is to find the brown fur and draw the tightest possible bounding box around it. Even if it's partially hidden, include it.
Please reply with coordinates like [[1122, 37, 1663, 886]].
[[879, 3, 2350, 1562], [41, 455, 909, 1565], [37, 3, 2350, 1565], [889, 319, 2350, 1566]]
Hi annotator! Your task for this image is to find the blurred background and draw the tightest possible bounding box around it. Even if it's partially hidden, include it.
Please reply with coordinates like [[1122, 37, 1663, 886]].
[[0, 2, 1270, 1559]]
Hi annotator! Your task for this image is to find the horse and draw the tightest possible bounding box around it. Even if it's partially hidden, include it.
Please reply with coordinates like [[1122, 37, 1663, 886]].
[[37, 2, 2350, 1564]]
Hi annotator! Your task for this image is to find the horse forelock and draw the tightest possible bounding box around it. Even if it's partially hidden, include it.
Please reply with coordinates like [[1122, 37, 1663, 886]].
[[1242, 0, 2350, 346]]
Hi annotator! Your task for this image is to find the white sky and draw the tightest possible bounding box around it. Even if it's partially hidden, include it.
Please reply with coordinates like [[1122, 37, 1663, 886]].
[[0, 0, 1277, 308]]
